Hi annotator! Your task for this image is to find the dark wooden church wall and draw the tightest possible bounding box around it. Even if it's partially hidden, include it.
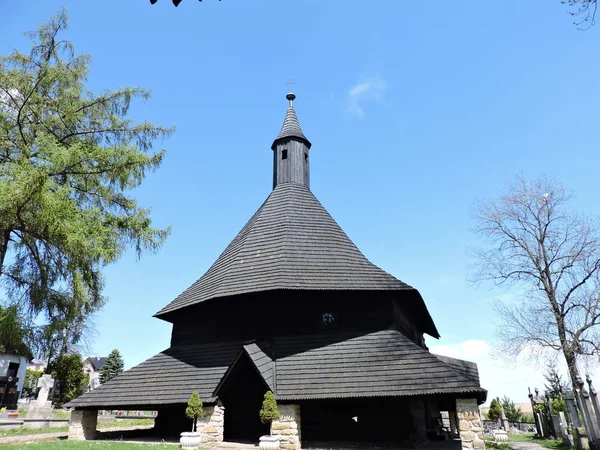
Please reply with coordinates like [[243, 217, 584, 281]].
[[300, 397, 419, 445], [392, 300, 426, 348], [170, 291, 406, 346]]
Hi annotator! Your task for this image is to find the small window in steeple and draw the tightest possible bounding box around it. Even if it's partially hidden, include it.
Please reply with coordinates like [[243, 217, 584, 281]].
[[304, 153, 308, 162], [282, 149, 288, 160]]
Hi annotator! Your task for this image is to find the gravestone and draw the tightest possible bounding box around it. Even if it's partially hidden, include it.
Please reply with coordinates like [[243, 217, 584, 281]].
[[27, 374, 54, 418], [565, 389, 582, 428], [558, 411, 569, 438]]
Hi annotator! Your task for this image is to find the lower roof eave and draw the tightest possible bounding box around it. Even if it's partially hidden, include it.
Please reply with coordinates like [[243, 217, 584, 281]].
[[66, 397, 218, 410], [275, 388, 488, 403]]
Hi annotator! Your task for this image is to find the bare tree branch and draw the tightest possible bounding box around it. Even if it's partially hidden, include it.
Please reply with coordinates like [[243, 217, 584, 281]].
[[471, 175, 600, 391]]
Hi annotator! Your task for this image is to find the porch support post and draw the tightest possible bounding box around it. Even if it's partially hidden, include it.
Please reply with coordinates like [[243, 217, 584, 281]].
[[200, 404, 224, 445], [68, 409, 97, 440], [456, 398, 484, 450], [272, 404, 301, 450]]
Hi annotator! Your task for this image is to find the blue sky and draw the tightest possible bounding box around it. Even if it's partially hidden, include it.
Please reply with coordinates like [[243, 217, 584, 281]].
[[2, 0, 600, 404]]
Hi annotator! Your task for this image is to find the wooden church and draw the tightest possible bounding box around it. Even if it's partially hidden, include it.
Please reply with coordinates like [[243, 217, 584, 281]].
[[67, 93, 487, 449]]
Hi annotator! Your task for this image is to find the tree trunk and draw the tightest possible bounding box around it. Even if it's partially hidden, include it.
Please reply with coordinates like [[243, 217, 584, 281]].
[[0, 229, 11, 276], [564, 347, 582, 393]]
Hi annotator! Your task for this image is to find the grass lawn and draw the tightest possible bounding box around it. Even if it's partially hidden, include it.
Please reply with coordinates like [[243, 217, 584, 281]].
[[0, 427, 68, 438], [98, 419, 154, 428], [0, 442, 181, 449], [509, 432, 572, 450], [0, 419, 153, 438]]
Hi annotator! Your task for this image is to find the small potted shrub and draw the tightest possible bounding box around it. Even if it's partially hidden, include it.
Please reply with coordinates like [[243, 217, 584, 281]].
[[180, 391, 203, 449], [259, 391, 281, 450]]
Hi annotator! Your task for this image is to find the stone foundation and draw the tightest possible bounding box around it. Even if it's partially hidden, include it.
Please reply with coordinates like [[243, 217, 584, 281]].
[[456, 399, 484, 450], [271, 404, 301, 450], [198, 405, 224, 444], [68, 409, 98, 440]]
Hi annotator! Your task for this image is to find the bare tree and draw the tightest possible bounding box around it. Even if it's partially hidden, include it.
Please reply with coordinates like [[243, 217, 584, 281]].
[[472, 175, 600, 391], [146, 0, 596, 29], [564, 0, 597, 29]]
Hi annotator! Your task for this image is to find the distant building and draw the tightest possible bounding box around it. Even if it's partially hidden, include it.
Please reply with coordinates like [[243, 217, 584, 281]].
[[27, 359, 47, 372], [0, 354, 28, 408], [83, 357, 107, 391]]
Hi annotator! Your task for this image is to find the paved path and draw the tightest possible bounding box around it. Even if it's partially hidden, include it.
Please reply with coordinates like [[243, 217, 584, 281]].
[[0, 431, 67, 445], [509, 442, 548, 450]]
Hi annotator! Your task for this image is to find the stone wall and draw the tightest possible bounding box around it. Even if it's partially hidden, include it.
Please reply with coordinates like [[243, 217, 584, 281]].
[[198, 405, 224, 444], [456, 398, 484, 450], [271, 404, 301, 450], [68, 409, 97, 440]]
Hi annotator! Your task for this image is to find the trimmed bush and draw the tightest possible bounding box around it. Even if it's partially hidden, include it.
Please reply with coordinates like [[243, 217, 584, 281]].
[[259, 391, 280, 425], [185, 391, 203, 432]]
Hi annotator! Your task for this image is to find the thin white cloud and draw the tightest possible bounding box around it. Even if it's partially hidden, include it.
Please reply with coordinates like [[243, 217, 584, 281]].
[[429, 339, 600, 405], [347, 76, 386, 118]]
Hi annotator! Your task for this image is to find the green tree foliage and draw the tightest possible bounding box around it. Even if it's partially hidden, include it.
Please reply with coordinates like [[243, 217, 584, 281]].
[[0, 304, 33, 359], [48, 353, 86, 406], [99, 349, 125, 384], [501, 396, 522, 422], [551, 397, 568, 416], [25, 368, 43, 390], [185, 391, 203, 432], [0, 9, 172, 360], [543, 367, 568, 416], [259, 391, 280, 425], [487, 398, 503, 421], [544, 367, 567, 399]]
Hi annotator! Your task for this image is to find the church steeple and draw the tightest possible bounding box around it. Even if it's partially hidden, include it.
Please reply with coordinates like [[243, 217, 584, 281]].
[[272, 93, 312, 190]]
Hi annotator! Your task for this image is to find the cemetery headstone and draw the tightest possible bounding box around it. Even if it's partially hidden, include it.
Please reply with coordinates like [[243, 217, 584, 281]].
[[27, 374, 54, 418], [586, 375, 600, 429], [565, 389, 582, 428]]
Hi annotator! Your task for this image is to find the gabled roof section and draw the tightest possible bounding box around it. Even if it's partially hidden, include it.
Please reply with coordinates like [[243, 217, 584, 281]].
[[213, 342, 274, 398], [271, 93, 311, 149], [271, 329, 487, 402], [85, 357, 107, 371], [66, 341, 242, 409], [155, 183, 416, 318]]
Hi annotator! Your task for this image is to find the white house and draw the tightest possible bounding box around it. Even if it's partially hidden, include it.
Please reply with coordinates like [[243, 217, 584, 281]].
[[27, 359, 47, 372], [0, 353, 28, 407], [83, 357, 106, 391]]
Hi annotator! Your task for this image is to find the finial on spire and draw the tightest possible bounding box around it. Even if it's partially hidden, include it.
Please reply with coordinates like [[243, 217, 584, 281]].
[[286, 92, 296, 106], [286, 79, 296, 106]]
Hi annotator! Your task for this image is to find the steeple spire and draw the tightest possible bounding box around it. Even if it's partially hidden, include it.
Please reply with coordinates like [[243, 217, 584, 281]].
[[272, 92, 312, 190], [272, 93, 311, 149]]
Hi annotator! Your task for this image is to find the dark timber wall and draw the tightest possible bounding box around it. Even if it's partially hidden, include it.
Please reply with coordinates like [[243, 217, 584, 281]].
[[169, 290, 425, 347], [273, 139, 310, 189]]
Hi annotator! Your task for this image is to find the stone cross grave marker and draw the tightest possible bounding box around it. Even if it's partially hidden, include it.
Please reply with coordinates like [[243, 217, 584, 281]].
[[36, 374, 54, 407]]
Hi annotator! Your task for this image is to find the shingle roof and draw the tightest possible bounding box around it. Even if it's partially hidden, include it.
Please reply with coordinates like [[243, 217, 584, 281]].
[[270, 330, 486, 400], [66, 341, 242, 408], [243, 342, 274, 391], [85, 357, 106, 371], [155, 183, 422, 320], [271, 103, 311, 149], [67, 330, 485, 409], [433, 354, 481, 386]]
